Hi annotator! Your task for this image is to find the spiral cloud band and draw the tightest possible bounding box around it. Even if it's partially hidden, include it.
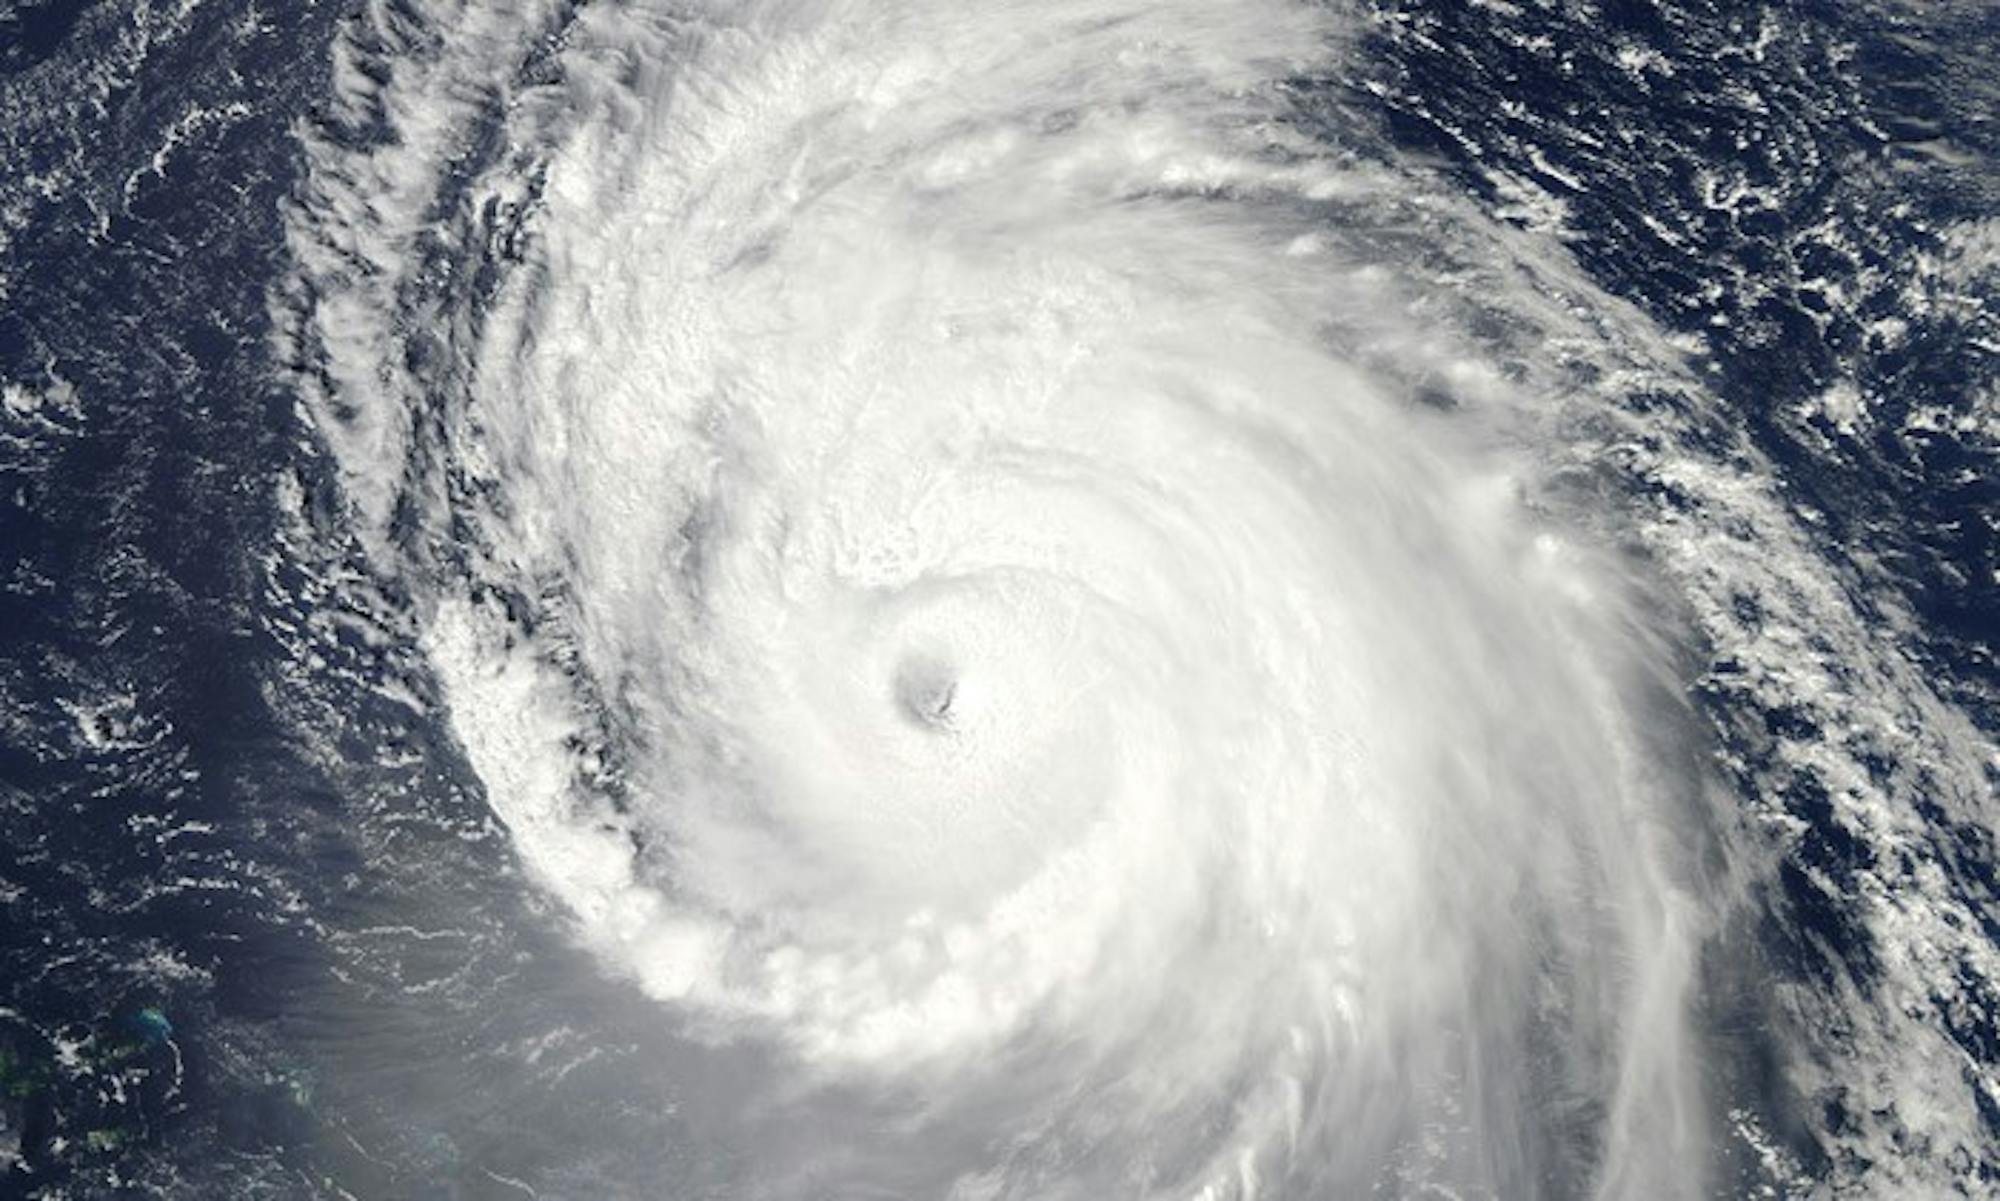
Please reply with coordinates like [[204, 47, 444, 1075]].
[[276, 0, 1996, 1196]]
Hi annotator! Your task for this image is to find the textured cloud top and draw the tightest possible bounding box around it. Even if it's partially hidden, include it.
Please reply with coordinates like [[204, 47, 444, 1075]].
[[276, 1, 1998, 1197]]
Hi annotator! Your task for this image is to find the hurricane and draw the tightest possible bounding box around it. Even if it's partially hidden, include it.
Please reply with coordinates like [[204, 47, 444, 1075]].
[[281, 0, 1777, 1193], [5, 0, 1996, 1196]]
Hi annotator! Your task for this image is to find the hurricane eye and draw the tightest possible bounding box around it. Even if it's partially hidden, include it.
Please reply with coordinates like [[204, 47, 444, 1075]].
[[893, 656, 958, 730]]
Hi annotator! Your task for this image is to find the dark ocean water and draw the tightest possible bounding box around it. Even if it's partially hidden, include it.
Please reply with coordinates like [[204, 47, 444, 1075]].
[[0, 1, 1994, 1197]]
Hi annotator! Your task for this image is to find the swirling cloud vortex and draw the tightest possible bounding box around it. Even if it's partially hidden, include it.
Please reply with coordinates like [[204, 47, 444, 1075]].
[[293, 1, 1717, 1196]]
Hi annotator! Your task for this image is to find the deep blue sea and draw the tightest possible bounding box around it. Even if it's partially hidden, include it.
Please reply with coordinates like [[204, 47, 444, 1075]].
[[1, 1, 1994, 1197]]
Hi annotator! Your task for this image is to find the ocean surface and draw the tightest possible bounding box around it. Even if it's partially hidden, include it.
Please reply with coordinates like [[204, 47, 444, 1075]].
[[1, 1, 1995, 1197]]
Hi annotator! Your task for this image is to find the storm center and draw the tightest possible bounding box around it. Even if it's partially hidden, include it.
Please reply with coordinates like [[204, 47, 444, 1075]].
[[893, 655, 959, 730]]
